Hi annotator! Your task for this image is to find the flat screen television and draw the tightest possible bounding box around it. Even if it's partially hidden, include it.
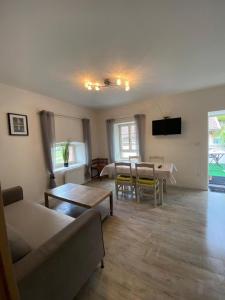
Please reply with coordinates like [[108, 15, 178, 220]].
[[152, 117, 182, 135]]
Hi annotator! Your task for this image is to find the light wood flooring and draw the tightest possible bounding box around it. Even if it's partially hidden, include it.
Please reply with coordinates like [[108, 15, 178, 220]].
[[73, 179, 225, 300]]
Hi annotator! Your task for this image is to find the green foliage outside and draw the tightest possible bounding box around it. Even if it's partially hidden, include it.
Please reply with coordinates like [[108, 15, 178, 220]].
[[211, 115, 225, 144], [209, 116, 225, 177], [217, 115, 225, 122]]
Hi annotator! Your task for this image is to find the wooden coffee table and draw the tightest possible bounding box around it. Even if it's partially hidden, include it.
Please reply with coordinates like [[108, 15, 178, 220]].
[[45, 183, 113, 216]]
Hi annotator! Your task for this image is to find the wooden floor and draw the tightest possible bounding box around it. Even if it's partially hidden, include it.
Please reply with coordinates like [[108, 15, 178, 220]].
[[73, 179, 225, 300]]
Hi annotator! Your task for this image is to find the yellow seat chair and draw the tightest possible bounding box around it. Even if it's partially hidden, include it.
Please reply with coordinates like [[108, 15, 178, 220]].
[[135, 163, 159, 206], [115, 162, 136, 199], [149, 156, 167, 193]]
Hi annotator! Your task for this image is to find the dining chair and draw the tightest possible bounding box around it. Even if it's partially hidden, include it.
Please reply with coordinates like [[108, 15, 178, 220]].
[[91, 158, 108, 180], [149, 156, 167, 193], [135, 163, 160, 206], [114, 162, 136, 199], [129, 155, 141, 163]]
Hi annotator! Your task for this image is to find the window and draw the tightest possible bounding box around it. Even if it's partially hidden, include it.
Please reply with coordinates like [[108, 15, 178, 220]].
[[117, 122, 138, 159], [53, 142, 85, 170]]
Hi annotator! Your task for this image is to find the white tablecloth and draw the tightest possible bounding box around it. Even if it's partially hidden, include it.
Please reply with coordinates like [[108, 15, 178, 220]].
[[100, 162, 177, 184]]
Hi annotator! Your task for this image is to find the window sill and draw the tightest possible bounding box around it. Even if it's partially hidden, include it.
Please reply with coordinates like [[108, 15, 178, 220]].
[[54, 163, 85, 174]]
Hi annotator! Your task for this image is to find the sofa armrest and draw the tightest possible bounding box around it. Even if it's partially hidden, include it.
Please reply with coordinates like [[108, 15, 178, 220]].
[[14, 209, 105, 300], [2, 186, 23, 206]]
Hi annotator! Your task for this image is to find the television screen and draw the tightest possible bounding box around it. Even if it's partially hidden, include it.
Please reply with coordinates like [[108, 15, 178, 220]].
[[152, 118, 181, 135], [152, 119, 165, 135]]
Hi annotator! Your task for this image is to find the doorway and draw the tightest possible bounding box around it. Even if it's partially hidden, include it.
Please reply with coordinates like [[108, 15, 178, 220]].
[[208, 111, 225, 192]]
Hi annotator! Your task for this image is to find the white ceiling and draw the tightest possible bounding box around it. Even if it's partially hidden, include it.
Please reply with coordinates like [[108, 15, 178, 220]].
[[1, 0, 225, 108]]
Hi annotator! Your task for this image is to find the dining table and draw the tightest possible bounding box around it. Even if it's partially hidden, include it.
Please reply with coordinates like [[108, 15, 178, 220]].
[[100, 162, 177, 205]]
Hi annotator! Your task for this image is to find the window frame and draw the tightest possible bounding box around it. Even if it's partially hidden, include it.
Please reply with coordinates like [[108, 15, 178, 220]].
[[118, 122, 138, 159]]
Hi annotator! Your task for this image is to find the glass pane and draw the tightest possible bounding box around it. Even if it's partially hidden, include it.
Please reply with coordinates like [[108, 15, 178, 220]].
[[121, 125, 129, 134], [55, 145, 64, 165], [119, 122, 138, 159], [122, 141, 129, 145], [122, 145, 129, 150], [55, 143, 77, 167], [130, 125, 136, 133], [121, 135, 129, 143], [69, 145, 75, 163], [131, 135, 136, 142], [121, 151, 138, 158]]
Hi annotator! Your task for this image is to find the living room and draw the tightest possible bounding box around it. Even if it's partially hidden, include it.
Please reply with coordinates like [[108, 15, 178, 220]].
[[1, 1, 225, 300]]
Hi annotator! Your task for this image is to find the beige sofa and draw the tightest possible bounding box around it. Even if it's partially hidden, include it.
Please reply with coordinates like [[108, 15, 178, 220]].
[[3, 186, 105, 300]]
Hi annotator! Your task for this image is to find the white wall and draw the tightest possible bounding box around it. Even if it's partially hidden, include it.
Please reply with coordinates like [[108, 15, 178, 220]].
[[97, 85, 225, 190], [1, 82, 225, 196], [0, 83, 98, 202]]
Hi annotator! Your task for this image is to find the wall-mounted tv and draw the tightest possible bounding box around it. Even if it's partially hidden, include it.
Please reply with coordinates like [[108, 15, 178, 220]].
[[152, 117, 182, 135]]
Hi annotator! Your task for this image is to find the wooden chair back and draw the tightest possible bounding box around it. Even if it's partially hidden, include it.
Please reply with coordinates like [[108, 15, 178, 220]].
[[91, 158, 108, 167], [91, 158, 108, 178], [115, 162, 132, 178], [135, 163, 155, 180]]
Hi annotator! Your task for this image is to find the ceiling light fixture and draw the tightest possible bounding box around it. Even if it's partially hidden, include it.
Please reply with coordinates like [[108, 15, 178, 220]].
[[116, 78, 122, 86], [124, 80, 130, 91], [84, 78, 130, 92]]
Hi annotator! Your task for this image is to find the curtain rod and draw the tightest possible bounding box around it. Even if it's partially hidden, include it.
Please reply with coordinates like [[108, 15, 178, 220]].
[[105, 115, 134, 121], [115, 115, 133, 120], [38, 111, 86, 120], [54, 113, 85, 120], [54, 113, 143, 121], [108, 114, 145, 121]]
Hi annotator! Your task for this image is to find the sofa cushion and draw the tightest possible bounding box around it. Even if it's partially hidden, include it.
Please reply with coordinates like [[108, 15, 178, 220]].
[[7, 225, 32, 263], [4, 200, 74, 249]]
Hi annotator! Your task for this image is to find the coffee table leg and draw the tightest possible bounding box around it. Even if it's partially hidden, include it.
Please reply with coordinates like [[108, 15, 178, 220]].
[[109, 192, 113, 216], [45, 193, 49, 208]]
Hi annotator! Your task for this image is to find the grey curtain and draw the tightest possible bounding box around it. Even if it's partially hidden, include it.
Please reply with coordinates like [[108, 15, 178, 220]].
[[82, 119, 92, 179], [40, 110, 56, 189], [106, 119, 115, 163], [134, 114, 146, 161]]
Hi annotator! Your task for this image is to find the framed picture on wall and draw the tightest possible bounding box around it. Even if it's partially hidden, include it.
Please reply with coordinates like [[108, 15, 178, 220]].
[[7, 113, 29, 136]]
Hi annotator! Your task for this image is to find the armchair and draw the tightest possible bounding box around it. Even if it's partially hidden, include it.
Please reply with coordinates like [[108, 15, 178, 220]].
[[91, 158, 108, 179]]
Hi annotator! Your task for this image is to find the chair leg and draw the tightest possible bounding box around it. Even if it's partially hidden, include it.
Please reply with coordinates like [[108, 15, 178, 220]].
[[157, 186, 160, 204], [131, 185, 133, 199], [154, 188, 156, 207], [121, 185, 124, 197], [137, 186, 140, 203], [115, 183, 118, 199], [163, 179, 167, 193], [135, 186, 137, 201]]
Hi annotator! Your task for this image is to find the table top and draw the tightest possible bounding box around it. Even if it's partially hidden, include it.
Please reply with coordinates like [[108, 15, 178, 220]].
[[45, 183, 112, 209], [100, 162, 177, 183]]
